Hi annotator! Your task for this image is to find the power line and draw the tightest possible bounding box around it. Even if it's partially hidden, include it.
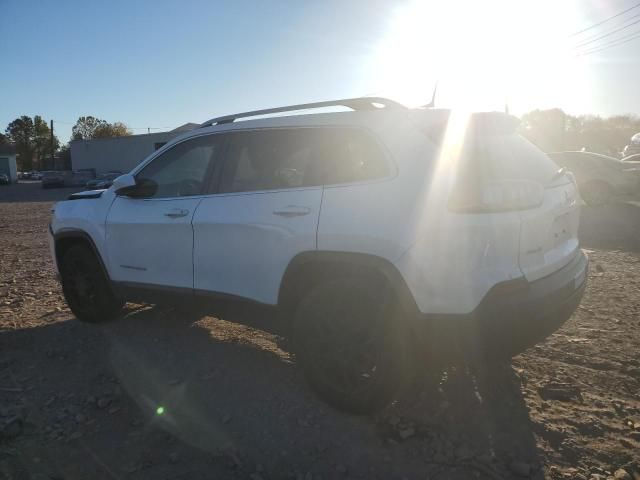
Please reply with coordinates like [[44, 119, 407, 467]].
[[570, 1, 640, 37], [577, 30, 640, 56], [574, 16, 640, 49], [576, 27, 640, 54]]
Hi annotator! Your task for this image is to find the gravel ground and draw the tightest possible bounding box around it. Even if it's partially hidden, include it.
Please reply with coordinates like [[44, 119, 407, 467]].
[[1, 182, 639, 480]]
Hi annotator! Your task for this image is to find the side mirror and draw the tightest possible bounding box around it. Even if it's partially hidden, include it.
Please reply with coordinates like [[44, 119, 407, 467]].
[[112, 173, 136, 193], [113, 174, 158, 198]]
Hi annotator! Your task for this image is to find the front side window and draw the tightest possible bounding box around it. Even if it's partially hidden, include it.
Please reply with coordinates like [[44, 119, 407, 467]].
[[136, 134, 220, 198], [218, 127, 388, 194]]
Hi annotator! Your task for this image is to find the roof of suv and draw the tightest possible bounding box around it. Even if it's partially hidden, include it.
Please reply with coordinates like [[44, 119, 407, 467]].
[[199, 97, 407, 128], [150, 98, 520, 166]]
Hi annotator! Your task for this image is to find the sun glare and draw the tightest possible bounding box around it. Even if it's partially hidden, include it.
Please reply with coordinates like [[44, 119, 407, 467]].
[[366, 0, 591, 113]]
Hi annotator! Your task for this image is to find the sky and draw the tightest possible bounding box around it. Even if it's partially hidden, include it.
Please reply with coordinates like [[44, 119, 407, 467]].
[[2, 0, 640, 143]]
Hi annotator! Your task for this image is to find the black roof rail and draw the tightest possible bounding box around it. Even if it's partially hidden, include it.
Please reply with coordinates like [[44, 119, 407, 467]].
[[199, 97, 406, 128]]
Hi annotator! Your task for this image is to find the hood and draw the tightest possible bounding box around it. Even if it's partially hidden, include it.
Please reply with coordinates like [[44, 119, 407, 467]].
[[67, 189, 106, 200]]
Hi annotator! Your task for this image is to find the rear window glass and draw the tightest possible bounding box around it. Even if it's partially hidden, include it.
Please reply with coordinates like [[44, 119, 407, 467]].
[[469, 134, 559, 184], [219, 127, 388, 193]]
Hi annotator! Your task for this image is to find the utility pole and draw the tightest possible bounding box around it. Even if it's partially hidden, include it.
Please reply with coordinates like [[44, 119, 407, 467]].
[[50, 120, 55, 170]]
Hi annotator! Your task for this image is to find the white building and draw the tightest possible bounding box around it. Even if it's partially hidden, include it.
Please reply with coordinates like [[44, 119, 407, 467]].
[[0, 145, 18, 183], [70, 123, 198, 175]]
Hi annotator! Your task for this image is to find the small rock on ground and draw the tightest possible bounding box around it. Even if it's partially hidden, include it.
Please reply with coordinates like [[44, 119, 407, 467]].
[[613, 469, 631, 480]]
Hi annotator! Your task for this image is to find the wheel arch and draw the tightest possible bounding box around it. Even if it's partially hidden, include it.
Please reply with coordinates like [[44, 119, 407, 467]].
[[278, 251, 419, 319], [54, 229, 111, 282]]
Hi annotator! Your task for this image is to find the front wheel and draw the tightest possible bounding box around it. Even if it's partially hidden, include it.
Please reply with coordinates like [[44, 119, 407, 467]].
[[59, 244, 124, 323], [293, 278, 410, 414]]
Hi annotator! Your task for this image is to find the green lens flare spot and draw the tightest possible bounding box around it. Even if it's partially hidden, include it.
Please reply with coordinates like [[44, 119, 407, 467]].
[[156, 406, 165, 415]]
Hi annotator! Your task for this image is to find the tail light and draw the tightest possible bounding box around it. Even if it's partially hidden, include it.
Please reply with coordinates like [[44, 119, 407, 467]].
[[449, 179, 544, 213]]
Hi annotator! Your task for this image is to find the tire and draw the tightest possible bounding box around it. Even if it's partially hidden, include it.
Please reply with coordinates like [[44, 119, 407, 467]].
[[581, 180, 612, 206], [59, 244, 123, 323], [293, 278, 410, 414]]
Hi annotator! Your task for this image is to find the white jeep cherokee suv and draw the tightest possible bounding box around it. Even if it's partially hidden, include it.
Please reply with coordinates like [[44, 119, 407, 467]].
[[49, 98, 588, 413]]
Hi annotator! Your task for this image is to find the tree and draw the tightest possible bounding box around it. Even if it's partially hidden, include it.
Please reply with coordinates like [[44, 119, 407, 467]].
[[72, 116, 108, 140], [93, 121, 132, 138], [5, 116, 35, 170], [58, 143, 72, 170], [519, 109, 567, 152], [0, 132, 7, 145], [4, 115, 59, 170], [33, 116, 59, 168], [72, 116, 131, 140], [519, 109, 640, 156]]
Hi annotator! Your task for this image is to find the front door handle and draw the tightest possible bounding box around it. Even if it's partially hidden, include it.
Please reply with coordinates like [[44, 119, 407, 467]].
[[164, 208, 190, 218], [273, 206, 311, 218]]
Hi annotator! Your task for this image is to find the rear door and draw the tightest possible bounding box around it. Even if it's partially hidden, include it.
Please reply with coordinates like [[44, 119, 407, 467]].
[[192, 128, 324, 304], [478, 135, 580, 281], [106, 134, 223, 289]]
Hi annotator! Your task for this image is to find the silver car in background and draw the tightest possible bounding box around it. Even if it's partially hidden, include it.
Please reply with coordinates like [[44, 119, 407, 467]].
[[549, 151, 640, 205]]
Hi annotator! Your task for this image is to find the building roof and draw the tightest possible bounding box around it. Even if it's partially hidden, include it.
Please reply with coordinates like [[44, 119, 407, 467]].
[[70, 122, 198, 144], [0, 144, 16, 155]]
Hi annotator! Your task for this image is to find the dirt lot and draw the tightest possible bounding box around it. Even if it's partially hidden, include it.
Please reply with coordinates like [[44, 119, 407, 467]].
[[1, 182, 639, 480]]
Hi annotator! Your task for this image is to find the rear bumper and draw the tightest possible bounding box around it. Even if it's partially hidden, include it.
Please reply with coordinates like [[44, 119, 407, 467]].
[[422, 250, 588, 358]]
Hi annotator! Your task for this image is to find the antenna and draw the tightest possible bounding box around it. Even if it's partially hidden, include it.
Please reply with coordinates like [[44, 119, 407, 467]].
[[423, 81, 439, 108]]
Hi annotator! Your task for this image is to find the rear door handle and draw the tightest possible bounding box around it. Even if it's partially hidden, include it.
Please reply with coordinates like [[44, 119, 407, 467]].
[[273, 206, 311, 218], [164, 208, 190, 218]]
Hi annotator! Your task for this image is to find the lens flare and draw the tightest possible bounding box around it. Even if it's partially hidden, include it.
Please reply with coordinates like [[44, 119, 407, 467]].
[[365, 0, 589, 113]]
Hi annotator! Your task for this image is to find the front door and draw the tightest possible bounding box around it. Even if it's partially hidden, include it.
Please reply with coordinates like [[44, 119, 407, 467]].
[[106, 133, 223, 289]]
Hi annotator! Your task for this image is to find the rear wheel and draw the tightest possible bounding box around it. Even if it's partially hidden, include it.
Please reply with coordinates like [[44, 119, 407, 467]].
[[59, 244, 123, 323], [293, 278, 410, 414], [581, 180, 612, 206]]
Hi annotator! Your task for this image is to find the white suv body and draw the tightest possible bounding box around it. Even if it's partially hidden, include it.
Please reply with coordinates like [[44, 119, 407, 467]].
[[50, 98, 588, 412]]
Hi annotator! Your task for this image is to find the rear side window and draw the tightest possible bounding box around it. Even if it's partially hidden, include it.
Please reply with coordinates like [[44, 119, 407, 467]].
[[317, 128, 389, 185], [470, 134, 559, 184], [218, 127, 388, 193]]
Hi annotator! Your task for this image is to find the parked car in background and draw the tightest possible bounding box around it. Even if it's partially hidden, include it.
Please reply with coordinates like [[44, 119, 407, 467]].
[[549, 151, 640, 205], [70, 170, 95, 187], [41, 171, 65, 188], [622, 133, 640, 157], [50, 98, 588, 413], [0, 173, 9, 185], [85, 172, 123, 190]]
